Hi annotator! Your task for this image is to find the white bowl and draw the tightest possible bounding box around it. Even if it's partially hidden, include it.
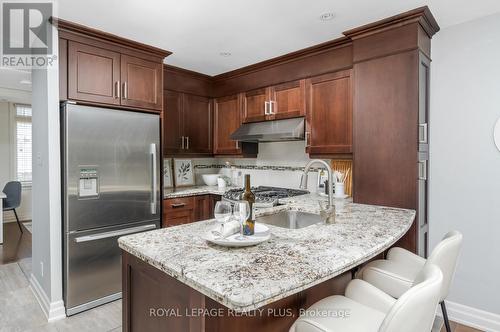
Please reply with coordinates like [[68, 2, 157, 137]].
[[202, 174, 220, 186]]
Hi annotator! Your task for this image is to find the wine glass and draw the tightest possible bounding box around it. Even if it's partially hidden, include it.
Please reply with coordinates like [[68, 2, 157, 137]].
[[233, 201, 250, 241], [214, 201, 232, 236]]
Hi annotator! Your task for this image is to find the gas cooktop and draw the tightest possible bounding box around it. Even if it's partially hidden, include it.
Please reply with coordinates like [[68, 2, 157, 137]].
[[222, 186, 309, 207]]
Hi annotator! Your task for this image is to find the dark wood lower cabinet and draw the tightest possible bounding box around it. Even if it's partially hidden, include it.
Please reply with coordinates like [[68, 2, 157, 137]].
[[122, 251, 352, 332], [163, 195, 221, 227]]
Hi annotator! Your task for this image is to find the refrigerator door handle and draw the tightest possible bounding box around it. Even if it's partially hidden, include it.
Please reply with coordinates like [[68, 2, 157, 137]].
[[150, 143, 158, 214], [74, 224, 157, 243]]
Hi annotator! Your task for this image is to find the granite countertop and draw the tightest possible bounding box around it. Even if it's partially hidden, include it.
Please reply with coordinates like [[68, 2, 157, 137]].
[[119, 194, 415, 312], [163, 185, 237, 199]]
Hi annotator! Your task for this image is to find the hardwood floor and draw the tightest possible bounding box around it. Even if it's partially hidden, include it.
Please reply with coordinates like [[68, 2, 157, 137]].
[[0, 221, 484, 332], [0, 221, 32, 265], [441, 321, 484, 332]]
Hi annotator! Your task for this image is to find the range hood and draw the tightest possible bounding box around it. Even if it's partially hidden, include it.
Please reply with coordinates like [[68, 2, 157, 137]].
[[230, 117, 305, 142]]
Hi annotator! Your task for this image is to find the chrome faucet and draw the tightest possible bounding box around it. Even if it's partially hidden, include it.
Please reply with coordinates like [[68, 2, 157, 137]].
[[299, 159, 334, 207]]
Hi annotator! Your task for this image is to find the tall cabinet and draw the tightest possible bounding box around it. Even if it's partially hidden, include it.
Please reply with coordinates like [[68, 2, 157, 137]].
[[346, 7, 439, 254]]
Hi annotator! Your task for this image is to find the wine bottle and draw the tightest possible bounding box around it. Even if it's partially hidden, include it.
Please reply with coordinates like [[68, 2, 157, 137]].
[[241, 174, 256, 235]]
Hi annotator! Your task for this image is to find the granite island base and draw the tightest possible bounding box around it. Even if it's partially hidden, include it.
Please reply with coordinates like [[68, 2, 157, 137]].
[[119, 194, 415, 332]]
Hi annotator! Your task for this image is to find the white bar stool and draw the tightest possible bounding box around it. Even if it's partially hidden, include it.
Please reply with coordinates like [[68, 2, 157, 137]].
[[357, 231, 463, 332], [290, 264, 443, 332]]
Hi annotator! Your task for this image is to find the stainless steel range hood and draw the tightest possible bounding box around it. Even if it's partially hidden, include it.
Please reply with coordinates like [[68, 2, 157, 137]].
[[230, 117, 305, 142]]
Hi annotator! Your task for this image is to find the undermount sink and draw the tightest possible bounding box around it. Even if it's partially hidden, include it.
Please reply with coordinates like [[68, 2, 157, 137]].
[[257, 210, 324, 229]]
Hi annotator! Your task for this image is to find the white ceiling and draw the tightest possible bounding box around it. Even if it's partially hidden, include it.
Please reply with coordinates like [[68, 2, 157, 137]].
[[0, 68, 32, 93], [53, 1, 500, 75]]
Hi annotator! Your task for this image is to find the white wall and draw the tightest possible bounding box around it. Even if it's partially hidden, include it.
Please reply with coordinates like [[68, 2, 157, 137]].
[[30, 26, 65, 320], [430, 12, 500, 320], [0, 100, 33, 223]]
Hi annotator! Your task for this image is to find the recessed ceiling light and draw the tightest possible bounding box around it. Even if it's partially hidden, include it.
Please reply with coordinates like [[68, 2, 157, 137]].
[[219, 52, 231, 57], [20, 79, 32, 85], [319, 12, 335, 21]]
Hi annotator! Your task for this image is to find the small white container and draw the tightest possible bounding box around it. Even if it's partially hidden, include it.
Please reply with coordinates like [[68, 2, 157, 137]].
[[217, 177, 227, 189], [335, 182, 345, 198], [202, 174, 220, 186]]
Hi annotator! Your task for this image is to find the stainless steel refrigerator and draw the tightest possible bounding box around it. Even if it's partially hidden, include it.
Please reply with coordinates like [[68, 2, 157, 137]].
[[62, 103, 161, 316]]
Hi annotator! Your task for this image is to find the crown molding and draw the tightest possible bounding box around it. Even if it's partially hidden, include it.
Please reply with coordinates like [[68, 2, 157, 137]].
[[343, 6, 440, 40], [51, 17, 172, 58]]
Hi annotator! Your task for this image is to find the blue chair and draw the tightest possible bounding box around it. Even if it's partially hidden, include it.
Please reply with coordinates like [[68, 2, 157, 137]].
[[2, 181, 23, 233]]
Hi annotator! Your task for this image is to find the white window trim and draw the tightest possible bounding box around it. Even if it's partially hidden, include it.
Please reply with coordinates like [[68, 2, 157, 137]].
[[10, 103, 33, 188]]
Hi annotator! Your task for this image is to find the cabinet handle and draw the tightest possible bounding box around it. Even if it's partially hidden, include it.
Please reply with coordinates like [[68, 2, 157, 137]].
[[171, 203, 186, 208], [419, 123, 428, 144], [269, 101, 276, 115], [181, 136, 185, 149], [305, 131, 310, 147], [114, 81, 120, 99], [186, 136, 190, 150], [264, 101, 270, 115], [123, 82, 128, 99]]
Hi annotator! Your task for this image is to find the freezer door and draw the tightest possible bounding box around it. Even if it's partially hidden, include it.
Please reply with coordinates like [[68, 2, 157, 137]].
[[63, 104, 161, 232], [65, 221, 157, 315]]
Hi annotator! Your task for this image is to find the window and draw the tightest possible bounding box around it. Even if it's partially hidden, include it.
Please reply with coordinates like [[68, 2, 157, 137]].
[[14, 104, 32, 184]]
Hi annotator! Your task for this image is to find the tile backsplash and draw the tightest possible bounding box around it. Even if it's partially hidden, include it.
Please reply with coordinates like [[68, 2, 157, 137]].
[[165, 141, 339, 192]]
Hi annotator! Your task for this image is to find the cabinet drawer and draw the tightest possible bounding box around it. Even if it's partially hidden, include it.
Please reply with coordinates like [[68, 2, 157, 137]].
[[163, 196, 195, 212], [163, 209, 194, 227]]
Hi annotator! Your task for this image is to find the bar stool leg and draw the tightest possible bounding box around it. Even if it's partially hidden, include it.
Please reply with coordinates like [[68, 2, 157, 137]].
[[441, 301, 452, 332]]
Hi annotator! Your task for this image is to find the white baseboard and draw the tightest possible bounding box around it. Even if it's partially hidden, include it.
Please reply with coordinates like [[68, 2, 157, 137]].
[[438, 300, 500, 332], [29, 274, 66, 322]]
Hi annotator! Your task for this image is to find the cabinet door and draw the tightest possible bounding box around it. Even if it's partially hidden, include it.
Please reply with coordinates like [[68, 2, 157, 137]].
[[183, 94, 212, 154], [195, 195, 211, 221], [163, 90, 184, 155], [306, 70, 352, 155], [213, 95, 242, 155], [68, 41, 120, 105], [270, 80, 305, 120], [121, 55, 162, 111], [242, 88, 269, 123]]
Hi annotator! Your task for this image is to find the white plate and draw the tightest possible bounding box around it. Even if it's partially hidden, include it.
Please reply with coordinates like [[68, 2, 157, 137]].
[[204, 224, 270, 247]]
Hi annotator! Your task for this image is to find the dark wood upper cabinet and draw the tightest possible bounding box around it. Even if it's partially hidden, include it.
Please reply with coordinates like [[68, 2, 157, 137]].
[[241, 80, 306, 123], [213, 94, 243, 155], [163, 91, 212, 156], [56, 19, 170, 112], [163, 90, 183, 155], [305, 70, 352, 155], [269, 79, 305, 120], [242, 88, 269, 123], [120, 55, 163, 111], [183, 94, 212, 154], [68, 41, 121, 105]]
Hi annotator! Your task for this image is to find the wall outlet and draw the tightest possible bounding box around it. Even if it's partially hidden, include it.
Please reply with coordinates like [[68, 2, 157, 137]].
[[40, 261, 44, 277]]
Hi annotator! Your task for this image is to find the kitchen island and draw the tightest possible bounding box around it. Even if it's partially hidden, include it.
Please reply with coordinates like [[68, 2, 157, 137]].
[[119, 194, 415, 332]]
